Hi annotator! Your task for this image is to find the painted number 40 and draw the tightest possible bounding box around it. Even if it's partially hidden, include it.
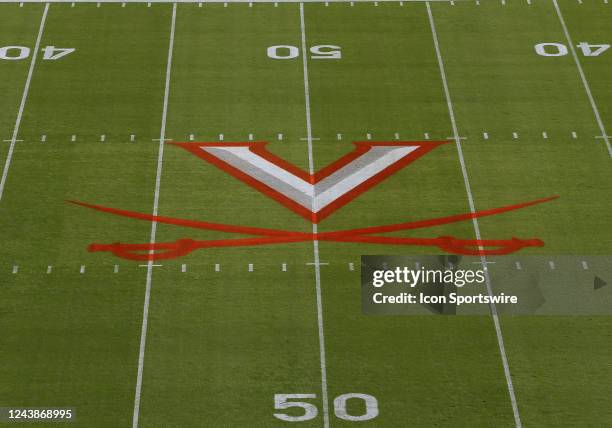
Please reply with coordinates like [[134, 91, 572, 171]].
[[267, 45, 341, 60], [273, 393, 378, 422], [535, 42, 610, 57], [0, 45, 75, 61]]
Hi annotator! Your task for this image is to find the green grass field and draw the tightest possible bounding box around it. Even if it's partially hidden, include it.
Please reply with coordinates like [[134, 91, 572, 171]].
[[1, 0, 611, 426]]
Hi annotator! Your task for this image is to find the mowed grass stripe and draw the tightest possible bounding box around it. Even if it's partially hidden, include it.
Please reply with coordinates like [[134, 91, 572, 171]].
[[0, 4, 174, 427], [306, 2, 516, 427], [430, 1, 612, 426], [138, 4, 324, 427]]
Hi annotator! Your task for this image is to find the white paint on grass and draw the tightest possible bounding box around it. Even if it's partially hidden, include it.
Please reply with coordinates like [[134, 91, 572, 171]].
[[215, 263, 220, 272], [426, 4, 522, 427], [12, 265, 18, 274], [553, 0, 612, 158], [582, 260, 589, 270], [132, 5, 176, 428], [542, 131, 548, 139], [299, 4, 330, 427], [0, 3, 48, 203]]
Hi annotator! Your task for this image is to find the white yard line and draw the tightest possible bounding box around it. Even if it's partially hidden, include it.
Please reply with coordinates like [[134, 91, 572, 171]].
[[132, 3, 177, 428], [0, 3, 49, 202], [426, 3, 522, 427], [299, 3, 330, 427], [552, 0, 612, 158], [1, 0, 455, 3]]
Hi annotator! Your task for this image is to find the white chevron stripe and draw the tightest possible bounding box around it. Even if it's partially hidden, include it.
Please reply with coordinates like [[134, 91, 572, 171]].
[[201, 145, 417, 212]]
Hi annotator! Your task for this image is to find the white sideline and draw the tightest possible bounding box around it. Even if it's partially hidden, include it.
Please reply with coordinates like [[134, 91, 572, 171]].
[[426, 3, 522, 427], [552, 0, 612, 158], [131, 3, 176, 428], [0, 3, 49, 202], [300, 3, 330, 427]]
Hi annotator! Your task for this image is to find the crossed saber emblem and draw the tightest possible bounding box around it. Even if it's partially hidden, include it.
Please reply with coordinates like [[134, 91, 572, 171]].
[[70, 140, 558, 261]]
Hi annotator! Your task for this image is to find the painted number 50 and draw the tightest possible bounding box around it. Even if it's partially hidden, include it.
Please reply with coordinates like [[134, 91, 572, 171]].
[[273, 393, 379, 422], [267, 45, 342, 60]]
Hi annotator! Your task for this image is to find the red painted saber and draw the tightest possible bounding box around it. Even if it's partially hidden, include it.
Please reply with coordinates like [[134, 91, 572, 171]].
[[68, 195, 558, 261]]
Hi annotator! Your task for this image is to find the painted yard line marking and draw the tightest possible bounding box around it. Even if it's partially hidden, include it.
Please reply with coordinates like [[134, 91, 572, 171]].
[[219, 133, 224, 141], [100, 134, 106, 142], [512, 132, 518, 139], [189, 133, 195, 141], [282, 263, 287, 271], [336, 133, 342, 140], [553, 0, 612, 158], [548, 260, 556, 270], [366, 132, 372, 140], [306, 262, 329, 266], [299, 4, 330, 427], [426, 4, 522, 427], [582, 260, 589, 270], [114, 264, 119, 273], [80, 265, 86, 274], [215, 263, 220, 272], [248, 263, 254, 271], [0, 3, 48, 203], [138, 264, 162, 267], [3, 139, 23, 142], [394, 132, 400, 139], [483, 132, 489, 140], [278, 133, 283, 141], [300, 136, 320, 141], [41, 134, 46, 142], [542, 131, 548, 139], [248, 133, 254, 140], [130, 134, 136, 142], [132, 4, 176, 428], [12, 265, 18, 274], [71, 134, 77, 141], [571, 131, 577, 139], [424, 132, 429, 139], [47, 265, 52, 274], [348, 262, 354, 271], [0, 0, 461, 3], [515, 261, 522, 270], [181, 263, 187, 272]]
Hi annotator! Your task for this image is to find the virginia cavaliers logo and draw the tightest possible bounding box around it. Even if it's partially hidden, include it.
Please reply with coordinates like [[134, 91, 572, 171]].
[[70, 140, 558, 260]]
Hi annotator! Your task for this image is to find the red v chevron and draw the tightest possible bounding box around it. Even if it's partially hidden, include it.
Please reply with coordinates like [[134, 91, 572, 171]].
[[172, 140, 447, 223]]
